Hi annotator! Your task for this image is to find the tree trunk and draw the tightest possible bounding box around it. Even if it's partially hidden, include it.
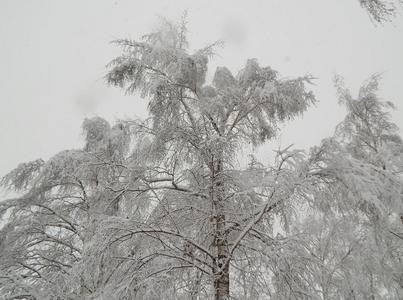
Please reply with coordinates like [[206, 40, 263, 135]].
[[214, 211, 230, 300], [210, 156, 230, 300]]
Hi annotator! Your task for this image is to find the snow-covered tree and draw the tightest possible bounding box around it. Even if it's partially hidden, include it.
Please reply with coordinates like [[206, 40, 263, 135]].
[[103, 16, 318, 300], [299, 74, 403, 299], [358, 0, 402, 22], [1, 16, 402, 300], [0, 117, 132, 299]]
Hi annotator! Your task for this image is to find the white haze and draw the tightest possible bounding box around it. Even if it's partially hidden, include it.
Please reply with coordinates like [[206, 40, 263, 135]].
[[1, 0, 402, 178]]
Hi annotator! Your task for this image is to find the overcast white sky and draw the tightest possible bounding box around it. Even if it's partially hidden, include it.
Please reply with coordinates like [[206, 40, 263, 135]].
[[1, 0, 403, 179]]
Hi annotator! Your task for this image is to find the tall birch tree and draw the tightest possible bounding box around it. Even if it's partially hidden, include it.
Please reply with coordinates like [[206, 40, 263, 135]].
[[104, 16, 315, 299]]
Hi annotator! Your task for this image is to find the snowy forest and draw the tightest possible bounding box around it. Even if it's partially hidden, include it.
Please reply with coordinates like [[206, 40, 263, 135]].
[[1, 1, 403, 299]]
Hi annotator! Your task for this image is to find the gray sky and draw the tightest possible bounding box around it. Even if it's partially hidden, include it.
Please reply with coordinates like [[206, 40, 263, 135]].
[[1, 0, 403, 178]]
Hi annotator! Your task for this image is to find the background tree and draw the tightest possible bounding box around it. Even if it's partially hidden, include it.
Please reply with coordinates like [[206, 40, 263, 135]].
[[0, 117, 132, 299], [298, 74, 403, 298], [358, 0, 403, 22]]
